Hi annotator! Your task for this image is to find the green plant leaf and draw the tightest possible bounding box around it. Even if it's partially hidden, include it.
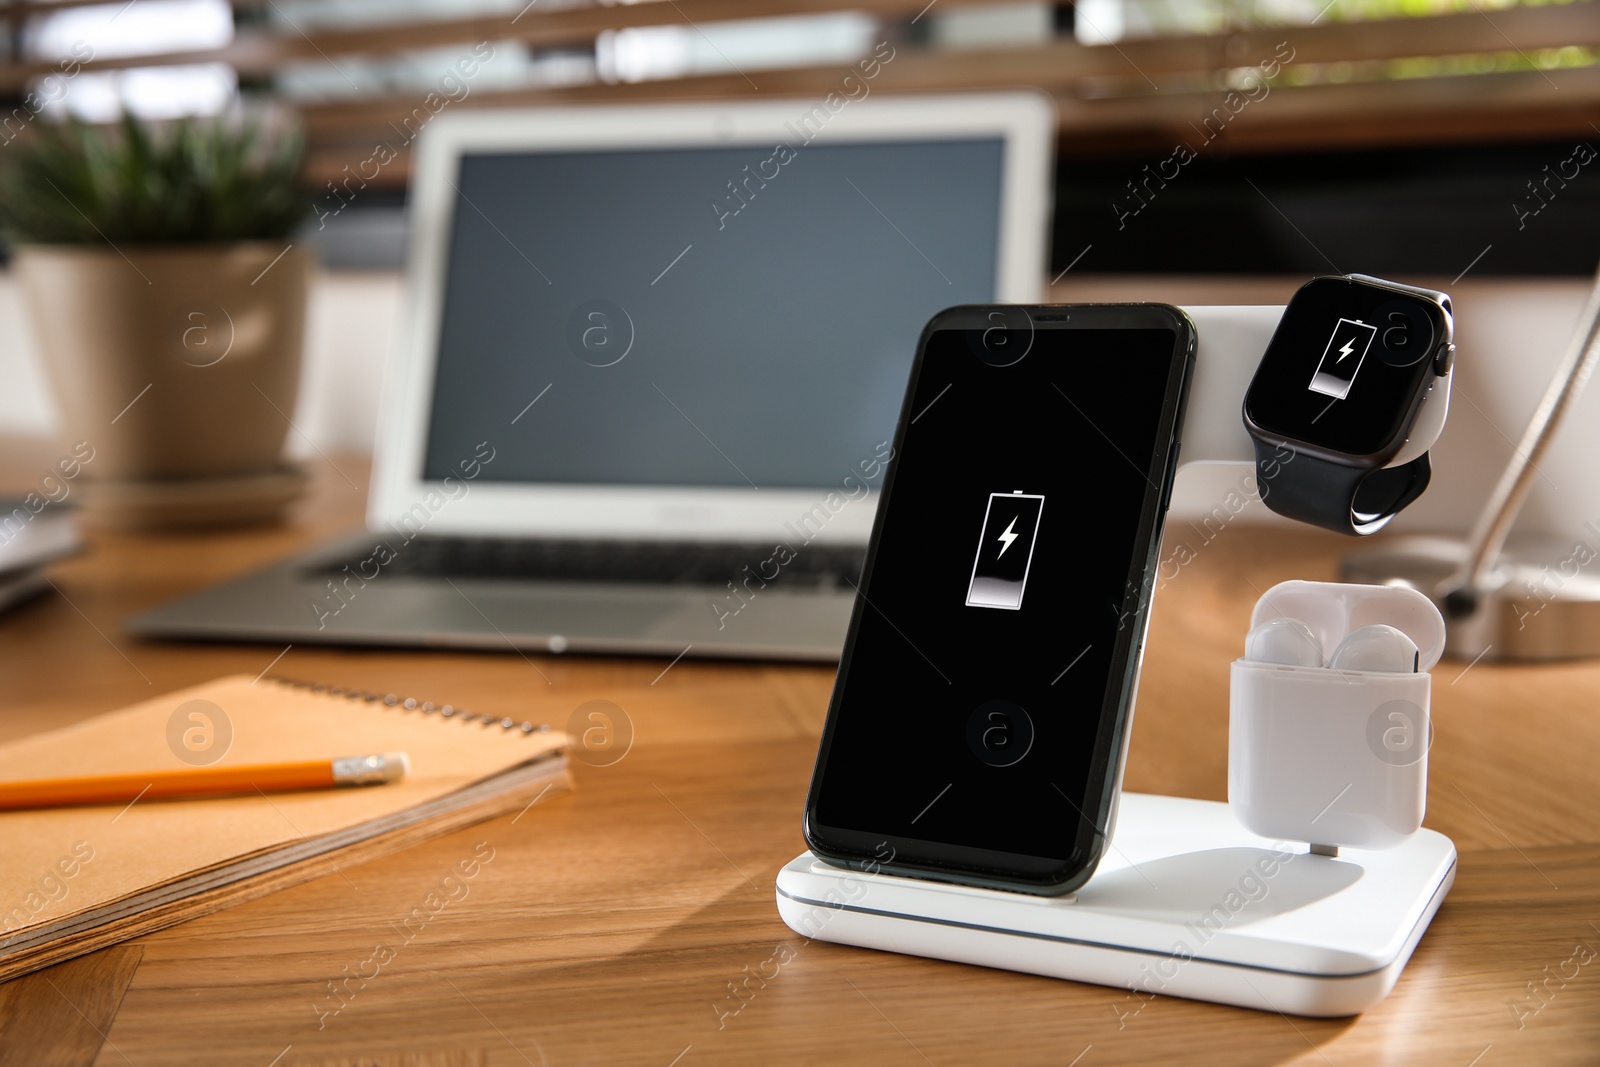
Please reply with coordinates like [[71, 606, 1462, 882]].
[[0, 113, 308, 246]]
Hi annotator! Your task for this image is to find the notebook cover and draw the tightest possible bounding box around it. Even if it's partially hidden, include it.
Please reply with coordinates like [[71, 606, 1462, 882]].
[[0, 675, 568, 981]]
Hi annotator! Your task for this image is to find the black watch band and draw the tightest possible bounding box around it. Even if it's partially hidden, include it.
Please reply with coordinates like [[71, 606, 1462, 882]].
[[1253, 440, 1432, 536]]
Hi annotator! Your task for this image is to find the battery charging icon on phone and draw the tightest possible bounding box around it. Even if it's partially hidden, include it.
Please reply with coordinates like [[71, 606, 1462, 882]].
[[1309, 317, 1378, 400], [965, 491, 1045, 611]]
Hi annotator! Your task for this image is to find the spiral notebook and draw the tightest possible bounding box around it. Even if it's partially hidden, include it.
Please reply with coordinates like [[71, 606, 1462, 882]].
[[0, 675, 568, 983]]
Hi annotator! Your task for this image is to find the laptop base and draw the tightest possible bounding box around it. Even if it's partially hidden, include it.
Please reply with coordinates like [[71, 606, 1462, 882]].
[[126, 532, 854, 661]]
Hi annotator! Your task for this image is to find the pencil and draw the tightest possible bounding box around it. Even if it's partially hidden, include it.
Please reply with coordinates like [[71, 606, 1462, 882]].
[[0, 753, 409, 812]]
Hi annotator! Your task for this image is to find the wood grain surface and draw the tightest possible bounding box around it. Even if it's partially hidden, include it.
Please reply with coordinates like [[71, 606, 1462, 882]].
[[1, 448, 1597, 1066], [0, 945, 142, 1067]]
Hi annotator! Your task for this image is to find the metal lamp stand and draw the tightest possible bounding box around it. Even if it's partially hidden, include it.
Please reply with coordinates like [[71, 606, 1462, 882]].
[[1343, 263, 1600, 661]]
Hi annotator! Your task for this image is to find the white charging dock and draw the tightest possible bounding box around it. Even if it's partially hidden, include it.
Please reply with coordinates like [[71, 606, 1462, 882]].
[[775, 308, 1458, 1017], [777, 794, 1455, 1017]]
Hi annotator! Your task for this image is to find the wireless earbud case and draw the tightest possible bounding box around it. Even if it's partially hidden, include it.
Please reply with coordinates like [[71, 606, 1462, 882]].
[[1230, 580, 1446, 850]]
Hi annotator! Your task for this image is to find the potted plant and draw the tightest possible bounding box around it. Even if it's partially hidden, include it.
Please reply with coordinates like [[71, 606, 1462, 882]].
[[0, 115, 312, 529]]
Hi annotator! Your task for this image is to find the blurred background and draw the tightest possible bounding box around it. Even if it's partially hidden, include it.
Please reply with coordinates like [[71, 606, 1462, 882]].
[[1, 0, 1597, 532]]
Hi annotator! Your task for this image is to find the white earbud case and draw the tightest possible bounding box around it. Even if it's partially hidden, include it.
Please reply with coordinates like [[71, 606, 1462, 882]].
[[1230, 580, 1446, 850]]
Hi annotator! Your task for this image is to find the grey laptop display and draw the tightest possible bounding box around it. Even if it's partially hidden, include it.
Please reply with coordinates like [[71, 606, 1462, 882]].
[[128, 95, 1053, 660]]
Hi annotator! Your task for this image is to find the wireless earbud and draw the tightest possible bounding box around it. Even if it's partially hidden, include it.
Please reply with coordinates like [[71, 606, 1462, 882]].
[[1244, 617, 1323, 667], [1328, 624, 1420, 673]]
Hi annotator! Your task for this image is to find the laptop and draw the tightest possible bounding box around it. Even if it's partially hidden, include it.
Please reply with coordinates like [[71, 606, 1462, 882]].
[[128, 94, 1053, 661]]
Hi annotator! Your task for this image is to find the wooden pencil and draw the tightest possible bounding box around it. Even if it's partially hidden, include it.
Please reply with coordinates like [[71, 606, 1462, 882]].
[[0, 753, 409, 811]]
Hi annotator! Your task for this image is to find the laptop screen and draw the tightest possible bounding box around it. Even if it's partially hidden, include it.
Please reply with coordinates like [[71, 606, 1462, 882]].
[[421, 138, 1004, 490]]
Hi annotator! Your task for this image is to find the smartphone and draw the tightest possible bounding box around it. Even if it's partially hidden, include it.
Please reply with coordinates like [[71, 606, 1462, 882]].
[[803, 303, 1195, 895]]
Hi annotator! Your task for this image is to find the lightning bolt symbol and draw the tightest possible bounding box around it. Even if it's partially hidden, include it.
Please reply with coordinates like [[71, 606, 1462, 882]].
[[1336, 339, 1355, 363], [997, 516, 1019, 557]]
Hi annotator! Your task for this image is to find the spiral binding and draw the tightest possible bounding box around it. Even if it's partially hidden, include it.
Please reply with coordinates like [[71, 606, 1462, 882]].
[[264, 676, 554, 736]]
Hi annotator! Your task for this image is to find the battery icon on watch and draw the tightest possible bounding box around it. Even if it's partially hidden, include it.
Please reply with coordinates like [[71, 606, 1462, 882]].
[[965, 491, 1045, 611], [1309, 317, 1378, 400]]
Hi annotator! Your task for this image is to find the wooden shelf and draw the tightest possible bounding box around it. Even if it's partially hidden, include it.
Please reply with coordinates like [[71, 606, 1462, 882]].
[[7, 2, 1594, 91], [3, 0, 1595, 177], [299, 3, 1600, 182], [0, 0, 1020, 90]]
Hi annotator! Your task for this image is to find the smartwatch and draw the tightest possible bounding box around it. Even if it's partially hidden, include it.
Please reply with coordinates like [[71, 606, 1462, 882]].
[[1242, 274, 1454, 535]]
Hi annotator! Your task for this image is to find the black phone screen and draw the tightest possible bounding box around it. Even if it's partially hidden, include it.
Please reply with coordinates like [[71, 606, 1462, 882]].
[[804, 305, 1192, 891]]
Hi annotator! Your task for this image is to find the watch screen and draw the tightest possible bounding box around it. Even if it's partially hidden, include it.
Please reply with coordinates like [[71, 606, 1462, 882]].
[[1245, 278, 1441, 457], [809, 321, 1186, 868]]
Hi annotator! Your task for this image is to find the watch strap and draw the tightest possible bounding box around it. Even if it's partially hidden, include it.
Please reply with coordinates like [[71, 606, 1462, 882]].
[[1254, 440, 1432, 536]]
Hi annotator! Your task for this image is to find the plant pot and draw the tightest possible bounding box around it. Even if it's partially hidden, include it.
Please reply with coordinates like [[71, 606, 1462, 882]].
[[15, 242, 313, 530]]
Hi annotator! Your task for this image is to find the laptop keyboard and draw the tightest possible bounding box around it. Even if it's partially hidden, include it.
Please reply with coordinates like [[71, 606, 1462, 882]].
[[312, 536, 865, 591]]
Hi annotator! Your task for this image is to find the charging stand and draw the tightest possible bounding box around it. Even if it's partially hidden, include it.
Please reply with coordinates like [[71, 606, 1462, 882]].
[[775, 307, 1458, 1017], [777, 794, 1455, 1017]]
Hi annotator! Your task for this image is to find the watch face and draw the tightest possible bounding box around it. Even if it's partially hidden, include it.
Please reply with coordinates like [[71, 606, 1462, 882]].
[[1245, 278, 1443, 459]]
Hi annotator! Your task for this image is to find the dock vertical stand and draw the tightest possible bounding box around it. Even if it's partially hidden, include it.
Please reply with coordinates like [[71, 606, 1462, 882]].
[[774, 306, 1457, 1018]]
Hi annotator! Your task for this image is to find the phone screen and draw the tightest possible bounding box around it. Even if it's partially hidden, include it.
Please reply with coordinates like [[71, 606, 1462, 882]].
[[804, 306, 1192, 891]]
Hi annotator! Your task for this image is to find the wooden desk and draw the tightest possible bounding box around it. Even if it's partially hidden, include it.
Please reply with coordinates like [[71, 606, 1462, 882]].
[[2, 453, 1597, 1066]]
